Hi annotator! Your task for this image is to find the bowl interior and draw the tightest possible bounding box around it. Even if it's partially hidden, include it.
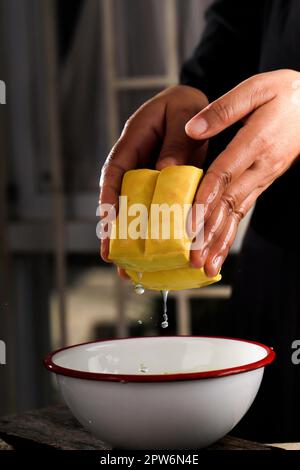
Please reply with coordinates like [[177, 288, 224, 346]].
[[51, 337, 268, 376]]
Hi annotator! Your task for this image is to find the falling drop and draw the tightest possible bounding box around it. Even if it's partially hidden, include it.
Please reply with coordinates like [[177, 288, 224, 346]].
[[137, 272, 143, 281], [137, 319, 143, 325], [134, 283, 145, 295], [161, 290, 169, 328], [162, 290, 169, 314]]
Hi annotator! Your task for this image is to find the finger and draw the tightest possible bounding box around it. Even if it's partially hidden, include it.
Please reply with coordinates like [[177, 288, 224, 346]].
[[190, 118, 272, 233], [117, 267, 130, 280], [156, 107, 207, 170], [99, 200, 118, 262], [190, 162, 268, 266], [204, 214, 239, 277], [185, 74, 276, 139], [190, 201, 227, 268], [203, 186, 267, 277], [100, 238, 110, 262]]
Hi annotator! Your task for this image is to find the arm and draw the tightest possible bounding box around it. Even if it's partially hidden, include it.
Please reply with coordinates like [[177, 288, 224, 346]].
[[100, 0, 266, 269], [181, 0, 266, 102], [181, 0, 267, 171]]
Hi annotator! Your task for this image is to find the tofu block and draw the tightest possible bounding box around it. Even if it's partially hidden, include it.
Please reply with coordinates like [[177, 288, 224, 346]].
[[108, 165, 221, 290], [145, 165, 202, 270]]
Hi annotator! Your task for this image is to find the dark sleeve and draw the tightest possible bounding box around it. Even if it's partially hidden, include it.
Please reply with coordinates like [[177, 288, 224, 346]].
[[180, 0, 266, 102]]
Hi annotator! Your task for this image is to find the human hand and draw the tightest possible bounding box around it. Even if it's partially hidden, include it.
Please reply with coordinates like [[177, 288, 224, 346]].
[[99, 85, 209, 271], [185, 69, 300, 276]]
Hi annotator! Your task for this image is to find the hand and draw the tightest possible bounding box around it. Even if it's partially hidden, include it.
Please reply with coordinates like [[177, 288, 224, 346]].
[[99, 85, 209, 272], [185, 69, 300, 277]]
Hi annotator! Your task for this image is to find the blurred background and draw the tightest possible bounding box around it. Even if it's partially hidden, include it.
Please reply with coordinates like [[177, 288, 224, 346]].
[[0, 0, 251, 417]]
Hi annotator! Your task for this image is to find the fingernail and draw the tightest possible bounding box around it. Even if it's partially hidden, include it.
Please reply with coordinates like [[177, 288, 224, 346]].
[[195, 217, 205, 234], [186, 205, 204, 239], [186, 117, 208, 136], [188, 221, 204, 240], [212, 255, 223, 273]]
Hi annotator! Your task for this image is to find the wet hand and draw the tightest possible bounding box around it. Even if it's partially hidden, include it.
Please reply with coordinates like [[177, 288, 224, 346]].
[[186, 69, 300, 276], [99, 85, 209, 263]]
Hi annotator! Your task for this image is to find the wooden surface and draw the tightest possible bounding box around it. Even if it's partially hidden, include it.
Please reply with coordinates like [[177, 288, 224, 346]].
[[0, 404, 276, 450]]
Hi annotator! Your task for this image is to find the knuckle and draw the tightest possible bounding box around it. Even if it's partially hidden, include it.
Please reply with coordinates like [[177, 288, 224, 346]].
[[266, 157, 286, 177], [209, 101, 234, 124], [221, 193, 237, 214], [101, 154, 115, 180], [103, 138, 121, 167], [233, 208, 246, 222], [247, 73, 266, 91], [255, 150, 285, 182], [256, 133, 273, 151], [120, 105, 147, 137], [100, 155, 124, 189], [259, 172, 272, 188], [253, 131, 276, 157], [208, 168, 233, 189], [121, 115, 135, 136]]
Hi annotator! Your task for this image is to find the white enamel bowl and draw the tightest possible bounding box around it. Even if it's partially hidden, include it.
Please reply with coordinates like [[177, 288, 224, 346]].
[[44, 336, 275, 450]]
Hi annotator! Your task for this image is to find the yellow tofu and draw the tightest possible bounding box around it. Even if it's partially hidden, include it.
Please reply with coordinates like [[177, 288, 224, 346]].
[[108, 165, 221, 290], [126, 267, 221, 291], [109, 169, 159, 270], [145, 165, 202, 270]]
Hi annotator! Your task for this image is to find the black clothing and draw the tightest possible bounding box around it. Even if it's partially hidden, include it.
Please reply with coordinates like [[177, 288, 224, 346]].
[[227, 228, 300, 442], [181, 0, 300, 248], [181, 0, 300, 442]]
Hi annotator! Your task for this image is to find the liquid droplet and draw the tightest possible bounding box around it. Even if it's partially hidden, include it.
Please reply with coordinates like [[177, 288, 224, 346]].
[[137, 319, 143, 325], [161, 290, 169, 328], [162, 290, 169, 314], [139, 363, 149, 373], [134, 283, 145, 295], [137, 272, 143, 281]]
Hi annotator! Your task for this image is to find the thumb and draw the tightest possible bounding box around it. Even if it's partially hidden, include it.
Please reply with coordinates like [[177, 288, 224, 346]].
[[185, 75, 275, 140]]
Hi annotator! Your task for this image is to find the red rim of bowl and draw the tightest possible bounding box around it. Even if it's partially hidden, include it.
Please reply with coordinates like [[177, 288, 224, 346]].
[[44, 336, 276, 383]]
